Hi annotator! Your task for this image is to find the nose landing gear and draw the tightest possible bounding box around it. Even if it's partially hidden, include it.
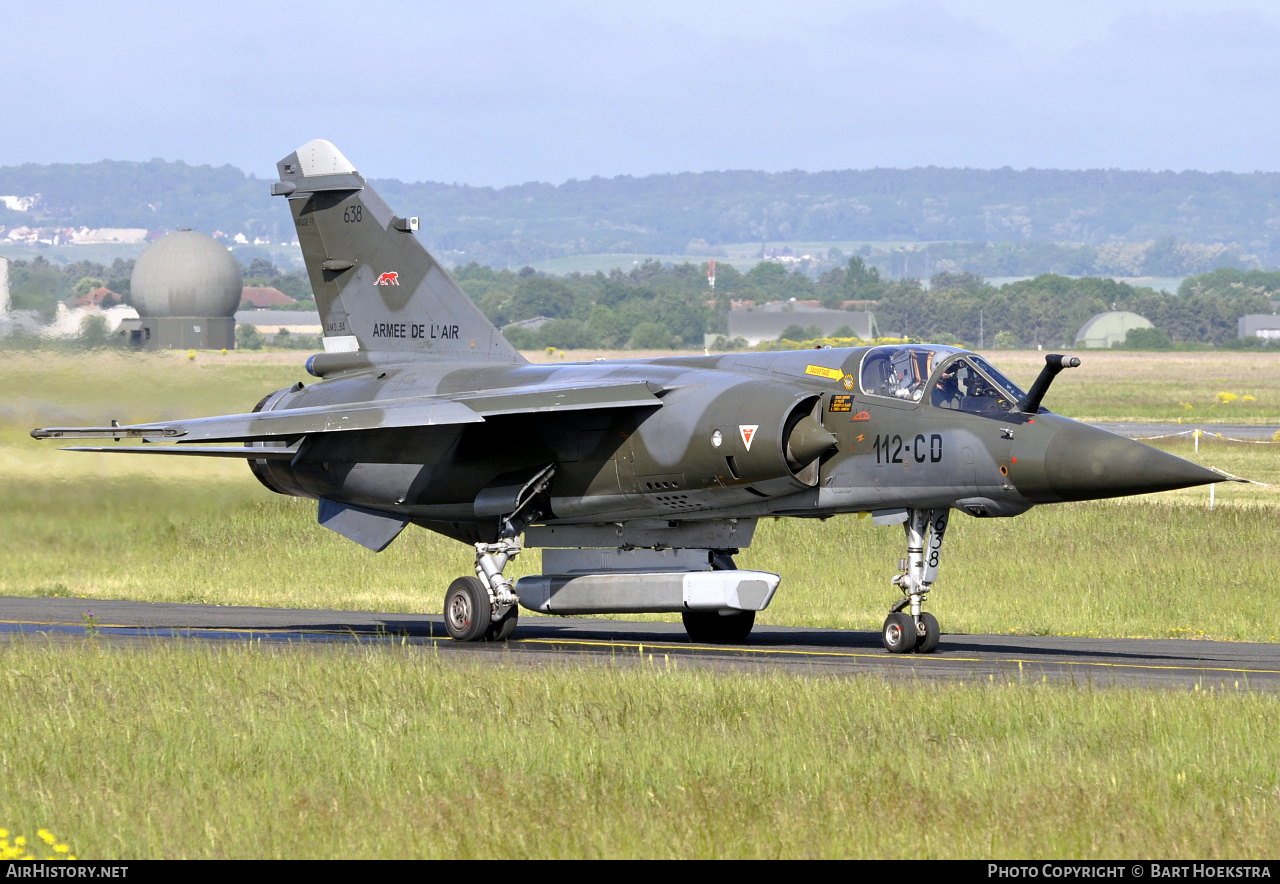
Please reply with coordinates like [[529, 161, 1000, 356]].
[[881, 508, 948, 654]]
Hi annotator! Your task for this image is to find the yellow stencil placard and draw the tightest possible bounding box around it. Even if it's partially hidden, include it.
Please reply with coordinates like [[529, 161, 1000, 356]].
[[805, 364, 844, 381]]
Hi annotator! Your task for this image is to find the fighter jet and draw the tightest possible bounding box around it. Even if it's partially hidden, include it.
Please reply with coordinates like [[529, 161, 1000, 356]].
[[31, 140, 1226, 652]]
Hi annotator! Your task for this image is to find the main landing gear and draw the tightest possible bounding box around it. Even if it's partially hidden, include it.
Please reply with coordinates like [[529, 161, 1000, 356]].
[[473, 533, 524, 642], [443, 536, 522, 643], [881, 508, 948, 654], [443, 466, 555, 642]]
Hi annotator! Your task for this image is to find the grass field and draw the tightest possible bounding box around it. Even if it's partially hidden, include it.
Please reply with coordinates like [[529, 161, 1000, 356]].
[[3, 348, 1280, 859], [989, 350, 1280, 424], [2, 642, 1278, 859]]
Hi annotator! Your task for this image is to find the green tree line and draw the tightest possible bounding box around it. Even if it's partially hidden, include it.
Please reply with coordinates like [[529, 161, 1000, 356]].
[[873, 270, 1276, 348], [4, 256, 136, 316], [451, 258, 873, 349], [7, 252, 1275, 351]]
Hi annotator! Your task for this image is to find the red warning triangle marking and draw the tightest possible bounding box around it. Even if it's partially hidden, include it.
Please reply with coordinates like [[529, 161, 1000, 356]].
[[739, 424, 758, 451]]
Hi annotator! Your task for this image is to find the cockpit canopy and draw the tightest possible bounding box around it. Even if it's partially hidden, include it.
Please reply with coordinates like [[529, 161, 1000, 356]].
[[859, 345, 961, 402], [859, 345, 1030, 417]]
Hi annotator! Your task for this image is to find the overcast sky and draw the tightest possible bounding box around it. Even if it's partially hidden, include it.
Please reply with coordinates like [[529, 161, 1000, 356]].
[[4, 1, 1279, 185]]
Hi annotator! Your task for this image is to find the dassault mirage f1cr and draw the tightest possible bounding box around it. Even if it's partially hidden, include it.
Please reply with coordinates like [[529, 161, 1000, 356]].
[[32, 140, 1227, 652]]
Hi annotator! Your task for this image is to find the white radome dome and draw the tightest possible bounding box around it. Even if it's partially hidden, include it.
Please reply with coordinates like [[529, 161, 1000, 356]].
[[131, 231, 242, 318]]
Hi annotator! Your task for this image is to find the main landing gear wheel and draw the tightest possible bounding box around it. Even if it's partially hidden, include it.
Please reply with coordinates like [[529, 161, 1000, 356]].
[[882, 612, 917, 653], [485, 604, 519, 642], [682, 610, 755, 643], [915, 611, 940, 654], [444, 576, 491, 642]]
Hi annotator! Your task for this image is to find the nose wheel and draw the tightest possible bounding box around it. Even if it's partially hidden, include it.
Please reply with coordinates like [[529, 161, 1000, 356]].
[[881, 612, 917, 653], [914, 611, 940, 654], [881, 610, 940, 654], [882, 509, 948, 654]]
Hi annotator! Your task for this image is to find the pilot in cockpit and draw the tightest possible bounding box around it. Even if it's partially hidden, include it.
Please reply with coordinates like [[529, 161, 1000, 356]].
[[967, 374, 1003, 402], [931, 367, 961, 409]]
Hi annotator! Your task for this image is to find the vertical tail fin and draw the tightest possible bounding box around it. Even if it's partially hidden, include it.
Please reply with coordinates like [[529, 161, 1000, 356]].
[[272, 139, 523, 364]]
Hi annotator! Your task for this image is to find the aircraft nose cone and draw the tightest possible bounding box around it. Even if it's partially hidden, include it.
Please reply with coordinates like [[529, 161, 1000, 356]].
[[1044, 422, 1223, 502]]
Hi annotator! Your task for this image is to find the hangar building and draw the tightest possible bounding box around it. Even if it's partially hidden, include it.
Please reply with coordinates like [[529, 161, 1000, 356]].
[[1074, 311, 1154, 349], [726, 303, 879, 345], [1238, 311, 1280, 341]]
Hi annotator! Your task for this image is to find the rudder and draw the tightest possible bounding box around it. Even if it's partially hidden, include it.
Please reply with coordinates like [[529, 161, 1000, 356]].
[[272, 139, 523, 363]]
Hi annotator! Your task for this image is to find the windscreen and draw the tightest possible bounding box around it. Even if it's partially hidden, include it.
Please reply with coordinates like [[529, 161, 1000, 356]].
[[968, 356, 1029, 403], [929, 357, 1020, 418]]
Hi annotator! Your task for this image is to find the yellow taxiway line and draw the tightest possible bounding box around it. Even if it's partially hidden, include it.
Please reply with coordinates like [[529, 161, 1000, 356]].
[[517, 637, 1280, 677]]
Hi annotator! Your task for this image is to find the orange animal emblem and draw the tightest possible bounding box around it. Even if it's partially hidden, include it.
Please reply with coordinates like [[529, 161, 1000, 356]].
[[375, 271, 400, 286]]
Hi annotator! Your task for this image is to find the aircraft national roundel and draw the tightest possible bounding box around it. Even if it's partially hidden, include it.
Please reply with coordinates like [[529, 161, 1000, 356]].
[[739, 424, 759, 451]]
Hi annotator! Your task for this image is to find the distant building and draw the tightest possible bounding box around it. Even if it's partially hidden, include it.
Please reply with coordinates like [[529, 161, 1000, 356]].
[[1074, 311, 1154, 348], [66, 227, 148, 245], [72, 286, 122, 308], [1238, 313, 1280, 340], [726, 302, 879, 345], [117, 231, 241, 349], [4, 226, 39, 244], [0, 194, 40, 212], [47, 303, 139, 338], [239, 286, 297, 308], [502, 316, 554, 333]]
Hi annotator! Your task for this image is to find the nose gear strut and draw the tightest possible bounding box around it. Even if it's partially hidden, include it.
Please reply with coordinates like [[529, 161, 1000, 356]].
[[883, 508, 948, 654]]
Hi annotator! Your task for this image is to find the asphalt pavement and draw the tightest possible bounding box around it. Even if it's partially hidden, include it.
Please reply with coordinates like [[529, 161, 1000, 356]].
[[1094, 422, 1278, 440], [4, 596, 1278, 690]]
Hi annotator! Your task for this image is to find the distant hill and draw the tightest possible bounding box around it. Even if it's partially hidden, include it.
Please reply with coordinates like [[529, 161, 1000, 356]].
[[0, 160, 289, 243], [3, 159, 1279, 269]]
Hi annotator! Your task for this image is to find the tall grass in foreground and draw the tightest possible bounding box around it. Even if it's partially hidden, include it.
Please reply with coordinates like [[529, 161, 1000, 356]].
[[1, 642, 1277, 859]]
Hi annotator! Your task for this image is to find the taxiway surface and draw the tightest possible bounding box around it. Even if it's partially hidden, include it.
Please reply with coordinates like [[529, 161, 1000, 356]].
[[1097, 422, 1279, 440], [4, 597, 1278, 690]]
